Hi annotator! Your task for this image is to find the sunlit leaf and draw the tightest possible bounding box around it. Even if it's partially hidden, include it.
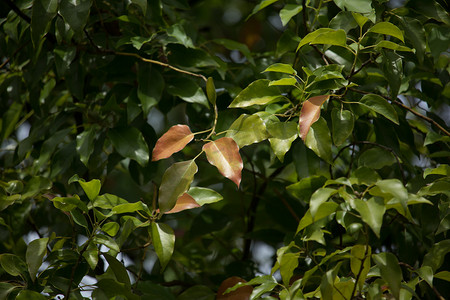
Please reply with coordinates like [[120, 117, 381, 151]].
[[152, 125, 194, 161], [229, 79, 284, 108], [354, 197, 386, 237], [299, 95, 330, 140], [351, 245, 371, 290], [151, 222, 175, 270], [267, 121, 298, 162], [280, 4, 303, 27], [310, 187, 338, 219], [305, 117, 332, 163], [423, 164, 450, 178], [78, 179, 101, 202], [372, 252, 403, 299], [375, 41, 413, 52], [92, 234, 120, 252], [359, 94, 399, 124], [269, 77, 297, 86], [203, 137, 243, 187], [226, 114, 269, 147], [102, 222, 120, 236], [368, 22, 404, 42], [187, 187, 223, 206], [297, 28, 347, 51], [263, 63, 297, 75], [158, 160, 198, 213], [165, 193, 200, 214]]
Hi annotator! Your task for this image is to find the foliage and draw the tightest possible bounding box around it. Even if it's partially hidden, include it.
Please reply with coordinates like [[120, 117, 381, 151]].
[[1, 0, 450, 299]]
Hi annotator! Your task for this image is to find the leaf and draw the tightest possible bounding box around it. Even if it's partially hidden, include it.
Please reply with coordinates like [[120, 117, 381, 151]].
[[31, 0, 58, 47], [354, 197, 386, 237], [417, 266, 433, 287], [93, 193, 128, 209], [1, 102, 22, 142], [158, 160, 198, 213], [333, 0, 373, 13], [422, 239, 450, 272], [310, 188, 338, 220], [165, 193, 200, 214], [375, 40, 414, 52], [358, 148, 397, 169], [330, 11, 359, 33], [0, 254, 27, 277], [92, 234, 120, 252], [112, 202, 149, 215], [320, 263, 342, 300], [279, 4, 303, 27], [434, 271, 450, 282], [368, 22, 404, 42], [299, 95, 330, 140], [358, 94, 399, 124], [305, 117, 333, 163], [76, 126, 97, 166], [51, 195, 88, 212], [102, 222, 120, 236], [229, 79, 284, 108], [352, 12, 369, 28], [213, 39, 255, 65], [372, 252, 403, 299], [203, 137, 243, 187], [59, 0, 92, 34], [103, 253, 131, 287], [267, 121, 298, 162], [187, 187, 223, 206], [166, 23, 194, 48], [108, 127, 150, 166], [217, 277, 253, 300], [130, 0, 147, 14], [280, 252, 300, 286], [226, 114, 269, 147], [0, 282, 19, 299], [373, 179, 408, 214], [16, 290, 47, 300], [206, 77, 216, 105], [297, 28, 347, 51], [269, 77, 297, 86], [152, 125, 194, 161], [331, 108, 354, 146], [78, 179, 101, 202], [423, 164, 450, 178], [297, 202, 339, 233], [247, 0, 280, 20], [351, 245, 371, 290], [167, 76, 208, 107], [263, 63, 297, 75], [151, 222, 175, 270], [138, 64, 164, 114]]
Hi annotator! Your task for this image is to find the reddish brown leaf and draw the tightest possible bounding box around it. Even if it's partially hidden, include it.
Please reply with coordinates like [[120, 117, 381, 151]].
[[165, 193, 200, 214], [152, 125, 194, 161], [217, 276, 253, 300], [299, 95, 330, 141], [203, 137, 243, 187]]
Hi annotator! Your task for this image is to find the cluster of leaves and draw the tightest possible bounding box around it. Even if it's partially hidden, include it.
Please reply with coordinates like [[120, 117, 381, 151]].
[[0, 0, 449, 299]]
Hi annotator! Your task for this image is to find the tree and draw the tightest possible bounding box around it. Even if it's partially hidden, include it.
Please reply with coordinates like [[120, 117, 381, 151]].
[[0, 0, 449, 299]]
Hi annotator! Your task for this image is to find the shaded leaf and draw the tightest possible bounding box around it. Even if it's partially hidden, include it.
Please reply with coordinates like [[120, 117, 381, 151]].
[[368, 22, 404, 42], [331, 108, 354, 146], [226, 114, 269, 147], [187, 187, 223, 206], [152, 125, 194, 161], [333, 0, 373, 13], [213, 39, 255, 65], [59, 0, 92, 34], [108, 127, 150, 166], [434, 271, 450, 282], [166, 23, 194, 48], [151, 222, 175, 270], [112, 202, 149, 215], [305, 117, 332, 163], [217, 277, 252, 300], [299, 95, 330, 140], [0, 254, 27, 277], [422, 239, 450, 272], [16, 290, 47, 300], [375, 41, 413, 52], [247, 0, 280, 20], [158, 160, 198, 213], [203, 137, 243, 187], [103, 253, 131, 287], [1, 102, 22, 142], [354, 197, 386, 237], [372, 252, 403, 299], [229, 79, 284, 108], [138, 64, 164, 114], [165, 193, 200, 214], [267, 121, 298, 162], [31, 0, 58, 48], [351, 245, 371, 290], [206, 77, 216, 105], [359, 94, 399, 124], [358, 148, 396, 169], [76, 126, 97, 166], [92, 234, 120, 252], [167, 77, 208, 107]]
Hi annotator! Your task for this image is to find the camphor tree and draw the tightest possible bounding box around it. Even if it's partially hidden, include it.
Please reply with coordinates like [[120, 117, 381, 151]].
[[0, 0, 449, 299]]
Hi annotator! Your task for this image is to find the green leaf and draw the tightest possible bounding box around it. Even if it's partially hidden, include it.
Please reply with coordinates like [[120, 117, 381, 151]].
[[422, 240, 450, 272], [108, 127, 150, 166], [103, 253, 131, 287], [5, 180, 23, 194], [372, 252, 403, 299], [279, 4, 303, 27], [112, 202, 149, 215], [102, 222, 120, 236], [130, 0, 147, 14], [333, 0, 373, 13], [0, 282, 19, 299], [152, 125, 194, 161], [178, 286, 215, 300], [368, 22, 404, 42], [352, 12, 369, 28], [269, 77, 298, 86], [297, 202, 339, 233], [305, 117, 332, 164], [71, 209, 88, 228], [187, 187, 223, 206], [434, 271, 450, 282], [375, 40, 414, 52], [1, 102, 22, 142], [229, 79, 283, 108], [331, 108, 354, 146], [151, 222, 175, 270], [247, 0, 280, 20], [26, 238, 49, 280], [16, 290, 47, 300], [359, 94, 399, 124], [83, 242, 99, 270], [51, 195, 87, 212], [351, 245, 371, 290], [76, 126, 97, 166], [59, 0, 92, 34], [267, 121, 298, 162], [417, 266, 433, 287], [166, 23, 194, 48], [93, 193, 128, 209], [158, 160, 198, 213], [373, 179, 408, 214], [280, 252, 300, 286], [31, 0, 58, 47], [138, 64, 164, 115], [354, 197, 386, 237], [358, 147, 397, 169], [206, 77, 216, 105], [423, 164, 450, 178], [0, 254, 27, 277], [78, 179, 101, 202], [167, 77, 209, 107], [226, 114, 269, 147], [263, 63, 297, 75], [310, 187, 338, 219], [320, 263, 342, 300], [329, 11, 359, 33], [213, 39, 255, 65], [297, 28, 347, 51], [92, 234, 120, 252], [203, 137, 243, 187]]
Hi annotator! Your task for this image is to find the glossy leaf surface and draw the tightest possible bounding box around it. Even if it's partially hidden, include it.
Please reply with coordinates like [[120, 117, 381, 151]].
[[299, 95, 330, 140], [151, 222, 175, 270], [152, 125, 194, 161]]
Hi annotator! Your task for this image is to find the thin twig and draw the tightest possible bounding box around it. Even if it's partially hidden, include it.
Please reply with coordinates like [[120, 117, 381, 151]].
[[4, 0, 31, 23]]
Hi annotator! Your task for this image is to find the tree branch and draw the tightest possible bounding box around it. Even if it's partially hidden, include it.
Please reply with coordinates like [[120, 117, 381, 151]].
[[4, 0, 31, 23]]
